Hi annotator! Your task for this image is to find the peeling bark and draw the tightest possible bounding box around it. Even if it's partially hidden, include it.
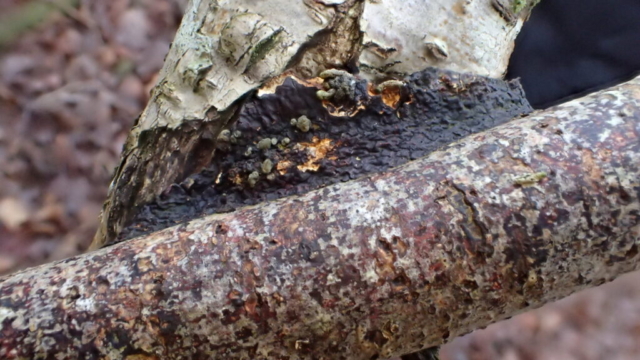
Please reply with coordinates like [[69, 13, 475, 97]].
[[92, 0, 539, 249], [2, 76, 639, 360]]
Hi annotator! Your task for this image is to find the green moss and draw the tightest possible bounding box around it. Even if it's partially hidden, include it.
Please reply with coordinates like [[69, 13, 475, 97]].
[[0, 0, 80, 48], [513, 0, 541, 14], [513, 171, 547, 185], [512, 0, 526, 13], [246, 28, 284, 71]]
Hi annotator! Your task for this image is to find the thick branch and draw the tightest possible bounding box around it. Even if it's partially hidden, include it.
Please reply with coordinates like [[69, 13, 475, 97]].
[[2, 76, 639, 360]]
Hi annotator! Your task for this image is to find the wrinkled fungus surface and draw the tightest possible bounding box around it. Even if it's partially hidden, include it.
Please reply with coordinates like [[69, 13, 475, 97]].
[[120, 68, 532, 242]]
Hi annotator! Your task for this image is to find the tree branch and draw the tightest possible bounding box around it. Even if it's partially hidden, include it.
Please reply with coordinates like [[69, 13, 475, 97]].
[[2, 76, 639, 360], [92, 0, 538, 249]]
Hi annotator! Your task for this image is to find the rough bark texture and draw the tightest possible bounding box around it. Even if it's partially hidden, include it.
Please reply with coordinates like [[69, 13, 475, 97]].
[[2, 76, 639, 359], [92, 0, 539, 249]]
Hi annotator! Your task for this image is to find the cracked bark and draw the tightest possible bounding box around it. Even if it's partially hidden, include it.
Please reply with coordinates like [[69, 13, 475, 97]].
[[2, 76, 639, 360]]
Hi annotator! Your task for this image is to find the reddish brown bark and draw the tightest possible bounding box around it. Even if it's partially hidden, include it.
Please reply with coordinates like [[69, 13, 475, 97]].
[[1, 77, 640, 359]]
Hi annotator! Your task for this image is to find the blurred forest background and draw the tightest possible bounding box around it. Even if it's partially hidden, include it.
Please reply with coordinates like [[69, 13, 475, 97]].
[[0, 1, 639, 359]]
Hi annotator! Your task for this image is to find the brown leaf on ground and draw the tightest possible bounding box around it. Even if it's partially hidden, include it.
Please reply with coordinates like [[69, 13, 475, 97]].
[[0, 0, 187, 274], [441, 271, 640, 360]]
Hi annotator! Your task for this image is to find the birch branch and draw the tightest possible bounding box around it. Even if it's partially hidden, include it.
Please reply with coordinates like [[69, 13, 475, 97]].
[[92, 0, 538, 249], [2, 76, 639, 360]]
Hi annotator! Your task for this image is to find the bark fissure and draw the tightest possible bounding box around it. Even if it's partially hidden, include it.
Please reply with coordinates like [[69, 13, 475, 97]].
[[449, 182, 492, 260]]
